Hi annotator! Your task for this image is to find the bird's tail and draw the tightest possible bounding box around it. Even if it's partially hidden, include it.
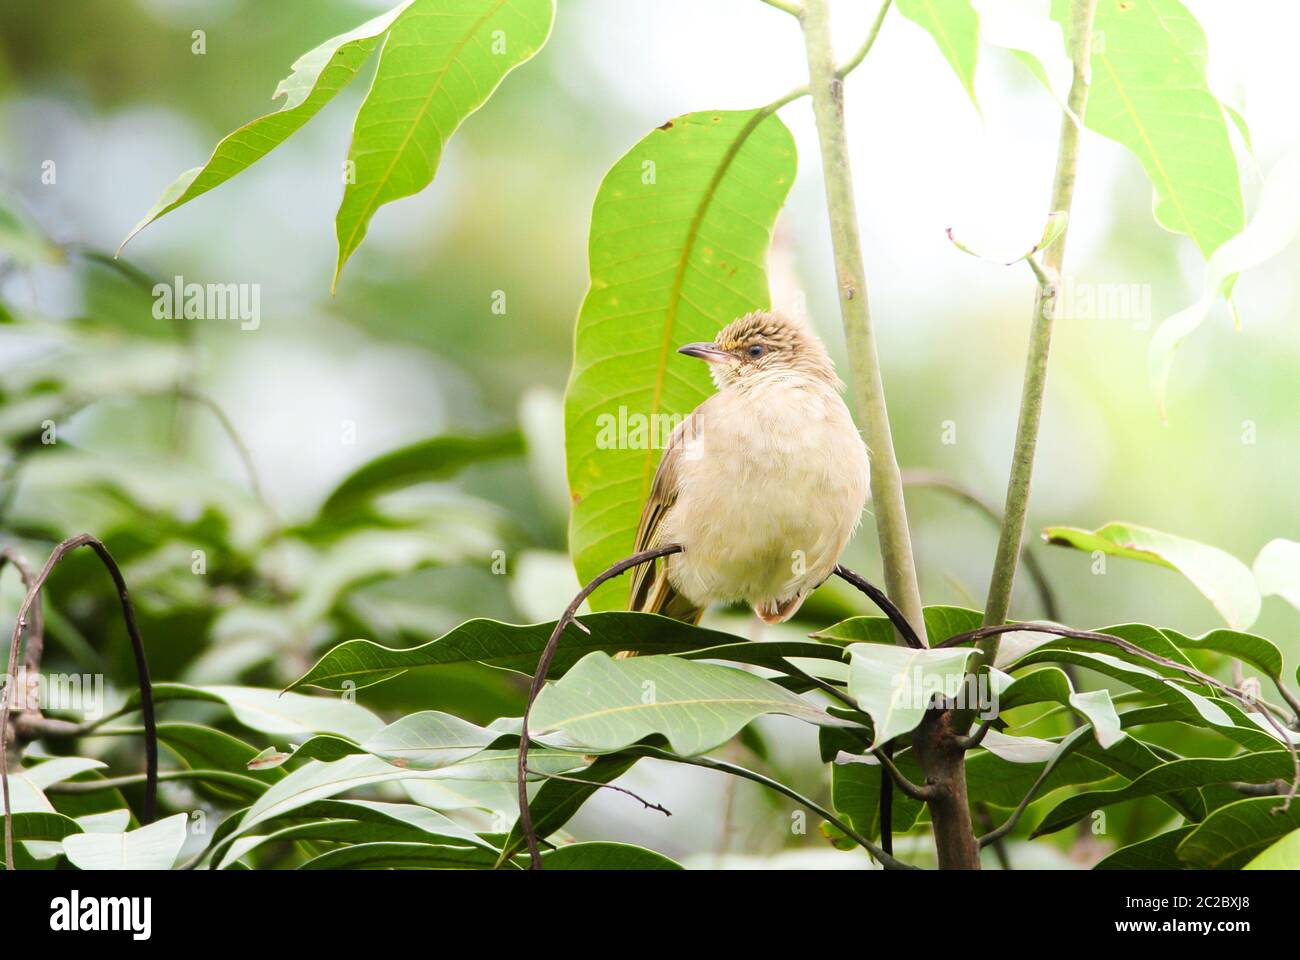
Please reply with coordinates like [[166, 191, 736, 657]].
[[619, 553, 701, 658]]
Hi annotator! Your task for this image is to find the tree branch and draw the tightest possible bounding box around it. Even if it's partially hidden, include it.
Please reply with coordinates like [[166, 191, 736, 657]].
[[1, 534, 157, 871], [516, 544, 683, 871], [800, 0, 926, 646], [832, 565, 924, 649], [979, 0, 1099, 646]]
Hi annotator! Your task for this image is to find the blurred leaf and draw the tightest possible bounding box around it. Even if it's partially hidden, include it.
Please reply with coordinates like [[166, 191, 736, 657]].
[[333, 0, 556, 289], [1056, 0, 1243, 257], [565, 109, 796, 611], [1149, 143, 1300, 415], [1244, 827, 1300, 869], [1253, 537, 1300, 616], [540, 841, 681, 870], [1043, 523, 1260, 630], [316, 431, 522, 520], [997, 667, 1125, 747], [845, 644, 977, 746], [121, 2, 415, 250], [287, 611, 752, 691], [895, 0, 980, 107], [530, 652, 856, 755], [0, 197, 63, 267], [1034, 750, 1294, 837], [1177, 795, 1300, 869], [1094, 826, 1194, 869], [63, 813, 188, 870], [299, 841, 502, 869]]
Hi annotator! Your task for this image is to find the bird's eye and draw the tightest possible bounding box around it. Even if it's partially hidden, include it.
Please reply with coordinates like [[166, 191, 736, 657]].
[[747, 343, 765, 358]]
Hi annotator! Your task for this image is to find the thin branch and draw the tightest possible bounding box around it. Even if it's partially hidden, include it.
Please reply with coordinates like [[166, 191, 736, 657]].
[[832, 565, 924, 649], [800, 0, 926, 643], [629, 745, 918, 870], [516, 544, 683, 871], [0, 549, 44, 673], [978, 755, 1056, 848], [871, 746, 938, 801], [979, 0, 1100, 648], [524, 766, 671, 817], [756, 0, 801, 15], [900, 469, 1059, 621], [1, 534, 157, 871], [954, 716, 995, 751]]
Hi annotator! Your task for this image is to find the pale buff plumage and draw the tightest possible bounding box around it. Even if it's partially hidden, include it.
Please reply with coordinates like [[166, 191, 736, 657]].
[[629, 310, 870, 625]]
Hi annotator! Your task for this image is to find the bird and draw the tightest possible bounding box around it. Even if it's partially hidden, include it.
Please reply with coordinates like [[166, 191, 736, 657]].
[[627, 309, 870, 627]]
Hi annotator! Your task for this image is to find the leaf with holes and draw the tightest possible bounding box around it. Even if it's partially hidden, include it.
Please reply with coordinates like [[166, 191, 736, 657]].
[[565, 109, 796, 611]]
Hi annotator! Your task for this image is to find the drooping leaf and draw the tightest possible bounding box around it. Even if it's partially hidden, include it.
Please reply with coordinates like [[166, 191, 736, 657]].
[[1253, 537, 1300, 616], [1054, 0, 1243, 258], [1043, 523, 1260, 630], [3, 812, 83, 843], [287, 612, 752, 691], [996, 667, 1125, 748], [126, 682, 382, 741], [565, 109, 796, 611], [1177, 795, 1300, 869], [316, 431, 523, 520], [63, 813, 189, 870], [1148, 145, 1300, 416], [1158, 626, 1284, 681], [121, 2, 416, 250], [895, 0, 981, 107], [333, 0, 556, 289], [540, 841, 682, 870], [1033, 750, 1295, 837], [1244, 827, 1300, 869], [845, 644, 978, 746], [1094, 826, 1194, 869], [530, 653, 855, 755]]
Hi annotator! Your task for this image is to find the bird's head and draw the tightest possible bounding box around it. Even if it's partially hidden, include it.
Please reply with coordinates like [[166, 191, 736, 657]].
[[678, 310, 841, 391]]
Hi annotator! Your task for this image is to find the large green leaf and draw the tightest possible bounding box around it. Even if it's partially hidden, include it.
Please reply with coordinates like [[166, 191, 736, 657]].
[[287, 612, 754, 691], [1043, 523, 1260, 630], [333, 0, 556, 289], [121, 2, 415, 250], [236, 751, 586, 835], [1159, 627, 1284, 680], [1033, 750, 1295, 837], [530, 653, 853, 755], [1177, 795, 1300, 869], [218, 814, 492, 869], [1054, 0, 1243, 258], [359, 711, 502, 770], [299, 841, 502, 870], [845, 644, 978, 747], [1253, 538, 1300, 616], [895, 0, 980, 106], [3, 812, 84, 843], [1094, 826, 1194, 869], [565, 109, 796, 611], [63, 813, 189, 870], [997, 667, 1124, 748], [1244, 827, 1300, 869], [540, 841, 682, 870], [316, 431, 522, 520]]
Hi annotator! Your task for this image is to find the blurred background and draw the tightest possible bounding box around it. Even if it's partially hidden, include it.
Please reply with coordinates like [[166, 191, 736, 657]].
[[1, 0, 1297, 867]]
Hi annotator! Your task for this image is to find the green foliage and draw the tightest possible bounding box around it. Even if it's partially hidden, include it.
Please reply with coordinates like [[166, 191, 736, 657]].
[[895, 0, 981, 106]]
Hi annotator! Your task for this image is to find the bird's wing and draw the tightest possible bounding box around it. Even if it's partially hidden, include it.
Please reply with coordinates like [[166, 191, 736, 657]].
[[627, 404, 700, 616]]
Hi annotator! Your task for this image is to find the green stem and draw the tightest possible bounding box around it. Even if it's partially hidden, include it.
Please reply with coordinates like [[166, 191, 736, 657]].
[[799, 0, 925, 644], [979, 0, 1099, 647]]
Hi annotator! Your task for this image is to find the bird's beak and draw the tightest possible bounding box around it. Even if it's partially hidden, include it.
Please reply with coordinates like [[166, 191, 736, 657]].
[[677, 342, 729, 363]]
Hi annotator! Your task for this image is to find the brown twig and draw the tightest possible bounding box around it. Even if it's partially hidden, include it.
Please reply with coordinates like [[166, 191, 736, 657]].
[[1, 534, 157, 870], [524, 766, 671, 817], [832, 564, 924, 649], [516, 544, 683, 871]]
